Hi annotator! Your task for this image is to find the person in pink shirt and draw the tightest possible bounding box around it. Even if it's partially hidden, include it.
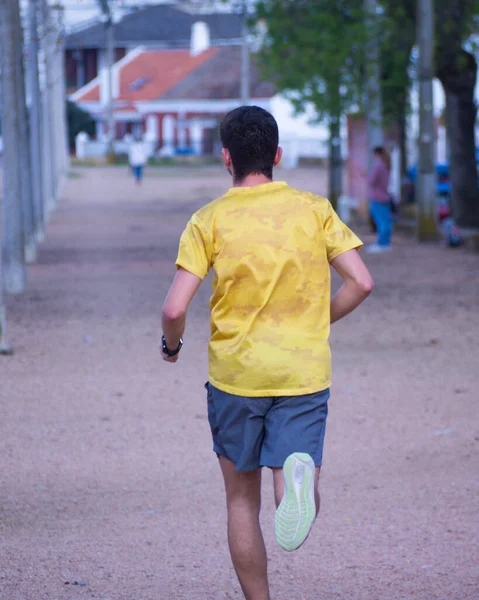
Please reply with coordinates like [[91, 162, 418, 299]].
[[366, 147, 392, 253]]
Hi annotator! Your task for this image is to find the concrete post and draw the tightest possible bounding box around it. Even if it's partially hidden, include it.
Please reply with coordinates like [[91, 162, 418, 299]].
[[0, 0, 27, 293], [28, 0, 45, 241], [13, 0, 37, 263]]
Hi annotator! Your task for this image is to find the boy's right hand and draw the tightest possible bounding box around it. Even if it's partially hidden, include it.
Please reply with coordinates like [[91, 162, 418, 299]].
[[330, 250, 374, 323]]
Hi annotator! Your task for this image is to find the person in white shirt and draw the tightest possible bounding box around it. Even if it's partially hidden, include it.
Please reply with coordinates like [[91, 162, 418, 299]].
[[128, 137, 147, 185]]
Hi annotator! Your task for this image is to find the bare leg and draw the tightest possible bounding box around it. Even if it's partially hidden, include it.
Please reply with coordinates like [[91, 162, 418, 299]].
[[273, 465, 321, 515], [219, 456, 270, 600]]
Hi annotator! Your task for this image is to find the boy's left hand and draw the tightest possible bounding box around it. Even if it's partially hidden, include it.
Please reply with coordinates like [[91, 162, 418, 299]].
[[161, 349, 180, 363]]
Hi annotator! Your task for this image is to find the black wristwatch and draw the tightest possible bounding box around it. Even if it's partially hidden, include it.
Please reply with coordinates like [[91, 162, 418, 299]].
[[162, 335, 183, 357]]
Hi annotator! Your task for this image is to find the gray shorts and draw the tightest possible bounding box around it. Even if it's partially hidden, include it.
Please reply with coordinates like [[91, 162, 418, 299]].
[[206, 383, 329, 472]]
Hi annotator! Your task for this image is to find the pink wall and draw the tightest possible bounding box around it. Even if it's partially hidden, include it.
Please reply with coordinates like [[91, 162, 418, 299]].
[[347, 116, 368, 214], [347, 115, 400, 214]]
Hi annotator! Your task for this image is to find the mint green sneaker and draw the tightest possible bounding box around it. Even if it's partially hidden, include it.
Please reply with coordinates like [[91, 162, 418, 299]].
[[274, 452, 316, 552]]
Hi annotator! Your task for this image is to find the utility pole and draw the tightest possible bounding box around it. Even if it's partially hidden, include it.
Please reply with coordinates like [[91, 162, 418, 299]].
[[0, 0, 27, 294], [57, 5, 70, 176], [37, 0, 52, 220], [416, 0, 438, 240], [50, 4, 69, 184], [13, 0, 37, 263], [240, 0, 250, 106], [364, 0, 383, 159], [105, 16, 115, 160], [28, 0, 45, 241], [97, 0, 115, 161]]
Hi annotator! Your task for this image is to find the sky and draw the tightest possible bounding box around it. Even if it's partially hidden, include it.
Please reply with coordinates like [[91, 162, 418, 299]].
[[60, 0, 234, 29]]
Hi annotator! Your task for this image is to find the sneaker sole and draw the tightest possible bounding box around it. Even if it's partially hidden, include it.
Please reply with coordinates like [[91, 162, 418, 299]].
[[274, 452, 316, 552]]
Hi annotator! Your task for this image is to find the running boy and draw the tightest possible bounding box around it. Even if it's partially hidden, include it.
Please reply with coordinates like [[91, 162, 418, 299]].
[[161, 106, 373, 600]]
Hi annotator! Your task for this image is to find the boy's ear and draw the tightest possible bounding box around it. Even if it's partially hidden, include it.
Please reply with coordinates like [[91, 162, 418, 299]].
[[273, 146, 283, 166], [222, 148, 232, 169]]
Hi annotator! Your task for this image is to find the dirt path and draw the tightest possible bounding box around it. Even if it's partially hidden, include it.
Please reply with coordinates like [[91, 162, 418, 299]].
[[1, 165, 478, 600]]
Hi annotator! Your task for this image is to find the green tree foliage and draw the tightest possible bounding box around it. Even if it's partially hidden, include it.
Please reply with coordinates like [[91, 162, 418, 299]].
[[256, 0, 479, 226], [256, 0, 366, 206], [257, 0, 366, 122], [380, 3, 415, 119], [380, 0, 479, 225], [66, 100, 95, 153], [434, 0, 479, 227], [379, 2, 415, 174]]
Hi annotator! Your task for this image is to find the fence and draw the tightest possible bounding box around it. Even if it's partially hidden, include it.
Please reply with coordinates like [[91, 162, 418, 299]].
[[75, 133, 157, 160]]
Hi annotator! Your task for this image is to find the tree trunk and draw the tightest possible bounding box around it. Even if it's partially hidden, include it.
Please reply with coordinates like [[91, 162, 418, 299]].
[[437, 50, 479, 228], [397, 100, 408, 177], [328, 116, 342, 210]]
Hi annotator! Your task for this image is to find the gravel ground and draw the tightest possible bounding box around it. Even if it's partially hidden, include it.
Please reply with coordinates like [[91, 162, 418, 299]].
[[1, 165, 478, 600]]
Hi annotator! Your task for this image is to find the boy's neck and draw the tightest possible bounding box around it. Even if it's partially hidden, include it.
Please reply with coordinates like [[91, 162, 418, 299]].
[[233, 174, 273, 188]]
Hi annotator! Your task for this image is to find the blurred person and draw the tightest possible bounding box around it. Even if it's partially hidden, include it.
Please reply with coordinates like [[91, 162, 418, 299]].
[[161, 106, 373, 600], [128, 135, 147, 185], [365, 146, 393, 253]]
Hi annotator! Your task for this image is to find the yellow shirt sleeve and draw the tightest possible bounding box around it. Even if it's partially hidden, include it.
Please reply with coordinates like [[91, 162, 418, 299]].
[[323, 201, 363, 262], [175, 214, 212, 279]]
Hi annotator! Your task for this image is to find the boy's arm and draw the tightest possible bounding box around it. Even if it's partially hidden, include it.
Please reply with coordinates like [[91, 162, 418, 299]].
[[161, 268, 202, 363], [330, 250, 374, 324]]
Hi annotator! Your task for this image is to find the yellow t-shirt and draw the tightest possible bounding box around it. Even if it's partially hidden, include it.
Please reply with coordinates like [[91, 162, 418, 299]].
[[176, 181, 362, 397]]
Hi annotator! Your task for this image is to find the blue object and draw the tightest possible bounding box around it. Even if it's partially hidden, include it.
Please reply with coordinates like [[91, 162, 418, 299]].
[[408, 163, 451, 195], [370, 200, 393, 246], [132, 165, 143, 181], [175, 147, 194, 156]]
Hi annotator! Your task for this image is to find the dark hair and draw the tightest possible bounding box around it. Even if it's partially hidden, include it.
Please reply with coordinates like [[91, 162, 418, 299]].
[[373, 146, 391, 171], [219, 106, 279, 182]]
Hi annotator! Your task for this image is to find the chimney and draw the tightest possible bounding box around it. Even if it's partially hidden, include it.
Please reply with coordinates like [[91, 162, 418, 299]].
[[190, 21, 210, 56], [99, 50, 120, 104]]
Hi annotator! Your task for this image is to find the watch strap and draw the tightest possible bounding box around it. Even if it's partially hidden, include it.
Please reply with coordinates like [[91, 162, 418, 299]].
[[162, 335, 183, 357]]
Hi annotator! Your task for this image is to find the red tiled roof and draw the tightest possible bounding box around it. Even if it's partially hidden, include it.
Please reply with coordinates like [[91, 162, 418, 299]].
[[76, 48, 219, 103], [163, 47, 276, 100], [114, 104, 138, 112], [80, 85, 100, 102], [96, 102, 138, 114]]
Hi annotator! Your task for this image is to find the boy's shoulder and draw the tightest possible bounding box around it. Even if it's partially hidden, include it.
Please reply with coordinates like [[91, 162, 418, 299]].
[[192, 184, 332, 225], [286, 186, 331, 208]]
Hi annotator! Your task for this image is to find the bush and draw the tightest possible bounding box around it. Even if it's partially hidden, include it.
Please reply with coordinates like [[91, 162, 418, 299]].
[[67, 100, 95, 153]]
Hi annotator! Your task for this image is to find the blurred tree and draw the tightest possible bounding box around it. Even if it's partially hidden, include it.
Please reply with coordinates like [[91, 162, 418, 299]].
[[256, 0, 366, 208], [380, 2, 415, 175], [435, 0, 479, 228], [66, 100, 95, 153], [386, 0, 479, 227], [256, 0, 479, 227]]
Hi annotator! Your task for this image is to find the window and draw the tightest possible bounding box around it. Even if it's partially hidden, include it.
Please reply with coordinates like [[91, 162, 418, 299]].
[[128, 76, 152, 91]]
